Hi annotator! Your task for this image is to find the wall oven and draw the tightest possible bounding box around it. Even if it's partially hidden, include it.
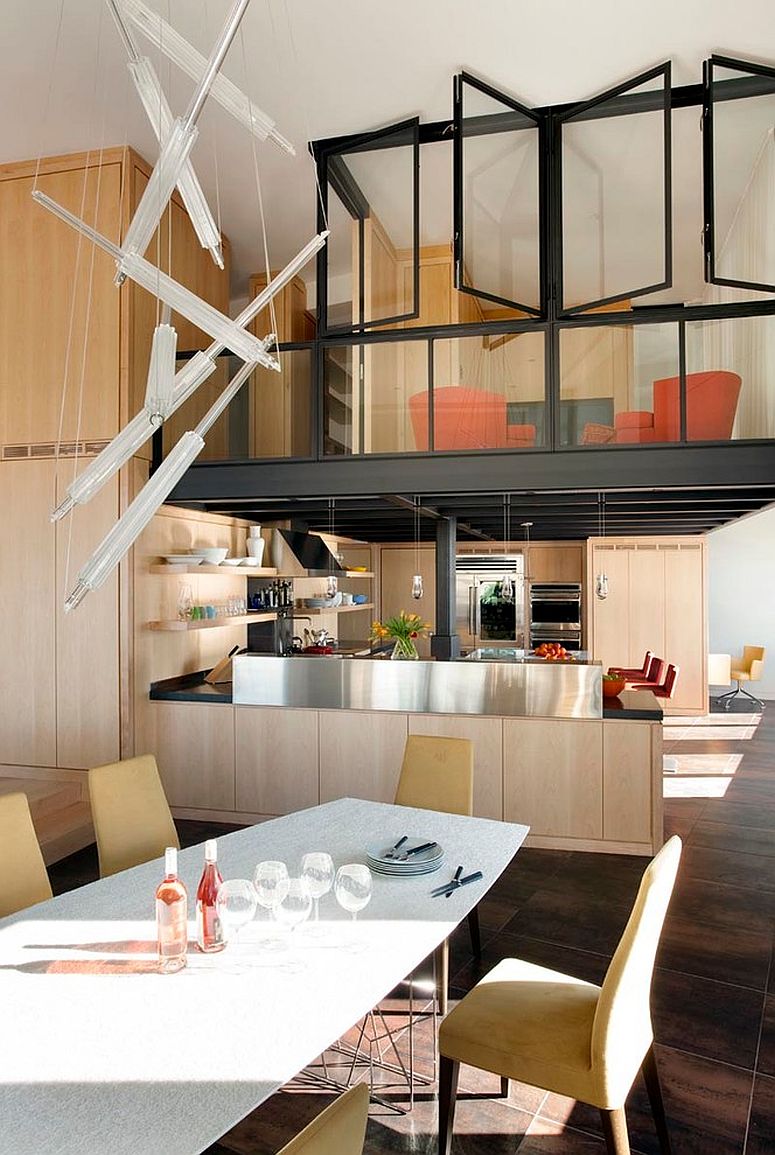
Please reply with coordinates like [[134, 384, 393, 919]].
[[528, 582, 582, 651]]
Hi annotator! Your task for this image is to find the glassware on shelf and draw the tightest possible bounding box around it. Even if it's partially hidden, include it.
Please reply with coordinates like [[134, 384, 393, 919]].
[[275, 878, 312, 933], [301, 852, 335, 923], [177, 583, 193, 621], [325, 574, 338, 598], [334, 864, 372, 921], [156, 846, 188, 973], [214, 878, 257, 946]]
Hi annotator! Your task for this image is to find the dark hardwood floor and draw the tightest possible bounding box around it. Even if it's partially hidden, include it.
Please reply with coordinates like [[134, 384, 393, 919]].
[[48, 701, 775, 1154]]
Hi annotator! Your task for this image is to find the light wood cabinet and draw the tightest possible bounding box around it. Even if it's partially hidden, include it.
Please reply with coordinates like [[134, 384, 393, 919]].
[[503, 718, 603, 839], [408, 714, 503, 820], [603, 721, 657, 843], [319, 710, 408, 804], [664, 546, 706, 712], [235, 707, 319, 815], [247, 270, 312, 459], [379, 547, 436, 657], [528, 545, 584, 583], [144, 701, 235, 810]]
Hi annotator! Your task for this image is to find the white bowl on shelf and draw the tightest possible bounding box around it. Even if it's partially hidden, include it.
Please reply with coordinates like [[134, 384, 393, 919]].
[[162, 554, 205, 565], [196, 547, 228, 565], [240, 557, 262, 566], [220, 557, 246, 567], [304, 593, 342, 609]]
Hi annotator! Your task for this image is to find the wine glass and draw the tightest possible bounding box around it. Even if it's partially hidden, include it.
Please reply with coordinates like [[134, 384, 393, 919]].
[[335, 864, 372, 921], [275, 877, 312, 934], [177, 583, 193, 621], [301, 852, 335, 923], [215, 879, 257, 946], [254, 861, 290, 945]]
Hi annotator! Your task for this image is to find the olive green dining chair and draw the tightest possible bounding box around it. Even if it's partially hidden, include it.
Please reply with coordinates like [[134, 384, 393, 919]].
[[0, 791, 53, 918], [88, 754, 179, 878], [276, 1084, 369, 1154], [438, 835, 682, 1155]]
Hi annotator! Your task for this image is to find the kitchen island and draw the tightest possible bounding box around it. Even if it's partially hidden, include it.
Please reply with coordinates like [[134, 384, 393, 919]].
[[144, 655, 662, 856]]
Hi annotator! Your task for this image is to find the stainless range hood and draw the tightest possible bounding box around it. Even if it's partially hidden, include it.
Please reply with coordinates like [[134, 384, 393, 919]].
[[271, 529, 346, 578]]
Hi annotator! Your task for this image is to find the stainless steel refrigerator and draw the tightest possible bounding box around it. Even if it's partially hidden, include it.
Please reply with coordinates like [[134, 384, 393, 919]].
[[455, 555, 525, 652]]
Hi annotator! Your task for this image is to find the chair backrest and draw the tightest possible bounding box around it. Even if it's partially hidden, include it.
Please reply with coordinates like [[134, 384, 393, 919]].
[[644, 655, 665, 684], [408, 387, 509, 451], [652, 371, 742, 442], [88, 755, 179, 878], [277, 1084, 368, 1155], [661, 664, 679, 698], [634, 651, 653, 677], [0, 792, 53, 918], [591, 836, 682, 1105], [394, 735, 474, 817], [741, 645, 766, 680]]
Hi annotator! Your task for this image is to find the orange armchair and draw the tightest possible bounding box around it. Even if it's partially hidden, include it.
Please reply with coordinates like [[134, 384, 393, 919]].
[[614, 371, 741, 444], [409, 387, 536, 451]]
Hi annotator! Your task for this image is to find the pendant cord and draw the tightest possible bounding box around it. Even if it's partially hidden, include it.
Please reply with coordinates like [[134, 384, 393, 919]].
[[201, 0, 225, 252], [33, 0, 66, 193], [279, 0, 328, 231]]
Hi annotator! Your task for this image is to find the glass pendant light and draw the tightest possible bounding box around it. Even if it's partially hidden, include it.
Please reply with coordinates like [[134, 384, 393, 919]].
[[411, 494, 423, 599], [120, 0, 295, 154], [143, 316, 178, 426], [500, 495, 514, 602], [595, 492, 609, 600], [326, 498, 338, 597]]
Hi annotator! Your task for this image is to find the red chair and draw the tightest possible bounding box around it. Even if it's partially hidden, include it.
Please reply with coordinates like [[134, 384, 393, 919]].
[[614, 371, 741, 444], [625, 656, 666, 690], [608, 651, 653, 679], [651, 664, 680, 700], [408, 387, 536, 451]]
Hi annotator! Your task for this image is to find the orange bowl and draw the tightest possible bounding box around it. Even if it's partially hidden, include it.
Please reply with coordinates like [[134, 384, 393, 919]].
[[602, 676, 626, 698]]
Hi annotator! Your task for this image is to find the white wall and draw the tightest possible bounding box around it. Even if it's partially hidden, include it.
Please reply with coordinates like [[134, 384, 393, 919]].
[[708, 505, 775, 699]]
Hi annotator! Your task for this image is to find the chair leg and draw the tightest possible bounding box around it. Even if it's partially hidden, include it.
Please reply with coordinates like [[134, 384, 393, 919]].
[[740, 686, 764, 708], [717, 683, 740, 710], [467, 905, 482, 959], [599, 1107, 631, 1155], [500, 1075, 509, 1098], [642, 1043, 672, 1155], [438, 1056, 460, 1155], [435, 939, 449, 1016]]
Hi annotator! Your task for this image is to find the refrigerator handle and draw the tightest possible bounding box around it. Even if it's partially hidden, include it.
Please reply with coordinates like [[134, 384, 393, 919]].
[[468, 585, 476, 636]]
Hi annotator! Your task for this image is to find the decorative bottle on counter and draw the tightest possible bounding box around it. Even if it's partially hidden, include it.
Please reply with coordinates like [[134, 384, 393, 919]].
[[156, 847, 188, 973], [196, 839, 225, 953]]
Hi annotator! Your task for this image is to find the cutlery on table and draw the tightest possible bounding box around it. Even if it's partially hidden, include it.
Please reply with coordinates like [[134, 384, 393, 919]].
[[394, 840, 438, 861], [383, 836, 409, 859], [431, 870, 483, 897], [445, 865, 463, 897]]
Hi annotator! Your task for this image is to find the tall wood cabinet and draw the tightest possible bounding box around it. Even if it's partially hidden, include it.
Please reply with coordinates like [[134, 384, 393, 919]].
[[0, 147, 230, 771], [586, 537, 708, 713]]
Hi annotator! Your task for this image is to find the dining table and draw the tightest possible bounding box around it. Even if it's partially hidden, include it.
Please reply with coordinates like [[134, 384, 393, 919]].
[[0, 796, 529, 1155]]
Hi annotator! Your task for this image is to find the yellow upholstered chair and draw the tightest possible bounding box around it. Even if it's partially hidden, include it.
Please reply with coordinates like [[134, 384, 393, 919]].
[[0, 792, 53, 918], [438, 836, 682, 1155], [88, 754, 179, 878], [718, 645, 766, 710], [276, 1084, 368, 1155]]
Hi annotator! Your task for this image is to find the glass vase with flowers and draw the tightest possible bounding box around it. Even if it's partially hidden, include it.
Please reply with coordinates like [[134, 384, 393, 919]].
[[370, 610, 431, 660]]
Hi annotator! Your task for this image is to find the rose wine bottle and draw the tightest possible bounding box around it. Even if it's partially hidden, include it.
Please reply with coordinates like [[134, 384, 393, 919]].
[[196, 839, 225, 953], [156, 846, 188, 973]]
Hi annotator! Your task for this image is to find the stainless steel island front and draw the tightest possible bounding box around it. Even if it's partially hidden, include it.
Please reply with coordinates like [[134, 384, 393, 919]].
[[232, 654, 602, 718]]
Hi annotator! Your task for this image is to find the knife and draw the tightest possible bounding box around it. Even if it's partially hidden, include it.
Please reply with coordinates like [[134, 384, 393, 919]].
[[431, 870, 483, 897], [397, 840, 438, 860]]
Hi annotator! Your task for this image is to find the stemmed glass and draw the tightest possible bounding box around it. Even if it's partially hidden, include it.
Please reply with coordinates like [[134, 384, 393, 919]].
[[215, 879, 257, 947], [275, 878, 312, 935], [334, 864, 372, 921], [254, 861, 290, 946], [301, 852, 335, 924]]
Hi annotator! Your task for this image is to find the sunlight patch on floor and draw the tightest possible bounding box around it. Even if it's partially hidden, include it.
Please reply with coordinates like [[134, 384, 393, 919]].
[[663, 753, 744, 776], [663, 776, 733, 798]]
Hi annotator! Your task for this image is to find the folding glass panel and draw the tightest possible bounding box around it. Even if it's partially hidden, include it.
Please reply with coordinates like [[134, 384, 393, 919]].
[[455, 73, 542, 315], [323, 119, 419, 333], [560, 64, 671, 313], [685, 316, 775, 440], [431, 331, 546, 450], [705, 56, 775, 293], [559, 323, 679, 445]]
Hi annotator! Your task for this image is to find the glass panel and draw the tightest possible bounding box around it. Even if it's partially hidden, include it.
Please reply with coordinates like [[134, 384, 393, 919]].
[[685, 316, 775, 439], [709, 60, 775, 292], [325, 339, 429, 455], [325, 185, 357, 331], [459, 76, 540, 313], [559, 323, 679, 445], [561, 68, 670, 311], [431, 331, 545, 449], [479, 581, 517, 641], [249, 347, 313, 458]]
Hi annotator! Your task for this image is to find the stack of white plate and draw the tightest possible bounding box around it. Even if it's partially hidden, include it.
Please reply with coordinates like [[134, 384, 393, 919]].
[[366, 838, 444, 877]]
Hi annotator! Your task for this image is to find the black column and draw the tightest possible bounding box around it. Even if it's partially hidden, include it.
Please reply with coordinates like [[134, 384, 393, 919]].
[[431, 515, 460, 661]]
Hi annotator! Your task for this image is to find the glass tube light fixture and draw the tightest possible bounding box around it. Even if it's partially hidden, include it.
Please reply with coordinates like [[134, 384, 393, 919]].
[[120, 118, 199, 262], [120, 0, 295, 154], [144, 321, 178, 425]]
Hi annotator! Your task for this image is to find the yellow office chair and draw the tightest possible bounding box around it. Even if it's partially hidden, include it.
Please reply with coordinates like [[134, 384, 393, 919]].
[[276, 1084, 368, 1155], [88, 754, 179, 878], [394, 735, 478, 1012], [718, 646, 766, 710], [0, 791, 53, 918], [438, 836, 682, 1155]]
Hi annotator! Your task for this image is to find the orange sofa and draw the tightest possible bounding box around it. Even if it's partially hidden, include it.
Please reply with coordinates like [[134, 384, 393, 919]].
[[409, 387, 536, 451]]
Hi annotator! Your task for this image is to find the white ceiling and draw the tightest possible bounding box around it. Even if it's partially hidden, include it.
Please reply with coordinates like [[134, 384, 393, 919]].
[[2, 0, 773, 300]]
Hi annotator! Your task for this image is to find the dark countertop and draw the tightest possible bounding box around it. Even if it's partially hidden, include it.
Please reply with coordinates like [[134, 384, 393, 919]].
[[603, 689, 663, 721]]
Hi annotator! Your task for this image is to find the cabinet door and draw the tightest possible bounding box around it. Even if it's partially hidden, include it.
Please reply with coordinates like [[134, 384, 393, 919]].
[[664, 546, 706, 711], [589, 548, 630, 671], [144, 701, 235, 810], [503, 718, 602, 838], [319, 710, 407, 804], [236, 707, 318, 815], [380, 548, 436, 657], [56, 471, 120, 768], [603, 721, 655, 843], [408, 714, 502, 820], [528, 546, 583, 583], [0, 460, 56, 766], [627, 548, 665, 668]]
